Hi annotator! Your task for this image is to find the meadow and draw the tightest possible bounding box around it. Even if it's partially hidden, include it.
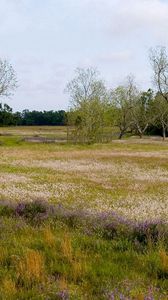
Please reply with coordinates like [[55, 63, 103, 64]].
[[0, 126, 168, 299]]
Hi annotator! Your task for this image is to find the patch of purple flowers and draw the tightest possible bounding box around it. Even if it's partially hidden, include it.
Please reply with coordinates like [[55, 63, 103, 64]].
[[106, 286, 162, 300], [14, 199, 56, 223], [55, 290, 69, 300], [0, 199, 167, 245]]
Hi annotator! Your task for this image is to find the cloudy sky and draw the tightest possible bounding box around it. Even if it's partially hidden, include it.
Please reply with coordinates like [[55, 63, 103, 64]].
[[1, 0, 168, 111]]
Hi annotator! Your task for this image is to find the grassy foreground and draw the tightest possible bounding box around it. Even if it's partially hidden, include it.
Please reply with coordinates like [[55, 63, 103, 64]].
[[0, 127, 168, 299]]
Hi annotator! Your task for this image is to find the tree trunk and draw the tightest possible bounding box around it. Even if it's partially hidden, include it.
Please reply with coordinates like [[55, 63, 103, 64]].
[[137, 125, 148, 139], [162, 126, 166, 141], [119, 131, 124, 139], [137, 129, 143, 139], [67, 126, 70, 142]]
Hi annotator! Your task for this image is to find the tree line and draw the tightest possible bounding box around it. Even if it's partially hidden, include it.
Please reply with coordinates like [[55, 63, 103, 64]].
[[65, 46, 168, 142], [0, 106, 67, 126], [1, 46, 168, 141]]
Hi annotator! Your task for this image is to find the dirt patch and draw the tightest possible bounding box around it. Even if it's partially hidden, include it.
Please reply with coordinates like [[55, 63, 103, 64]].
[[23, 137, 67, 143]]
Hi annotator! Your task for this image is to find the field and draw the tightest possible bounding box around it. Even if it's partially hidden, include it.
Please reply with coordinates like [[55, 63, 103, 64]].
[[0, 126, 168, 299]]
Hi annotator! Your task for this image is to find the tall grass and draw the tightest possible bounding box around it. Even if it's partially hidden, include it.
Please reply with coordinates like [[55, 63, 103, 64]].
[[0, 200, 167, 299]]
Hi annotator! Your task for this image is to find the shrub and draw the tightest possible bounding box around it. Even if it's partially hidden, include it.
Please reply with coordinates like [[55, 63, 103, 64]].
[[15, 199, 55, 223], [0, 200, 14, 217]]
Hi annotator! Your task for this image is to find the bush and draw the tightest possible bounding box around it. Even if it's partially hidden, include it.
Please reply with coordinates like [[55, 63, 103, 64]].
[[15, 199, 55, 223]]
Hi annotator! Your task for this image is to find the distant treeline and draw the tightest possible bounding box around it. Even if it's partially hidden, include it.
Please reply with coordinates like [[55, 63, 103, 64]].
[[0, 104, 67, 126]]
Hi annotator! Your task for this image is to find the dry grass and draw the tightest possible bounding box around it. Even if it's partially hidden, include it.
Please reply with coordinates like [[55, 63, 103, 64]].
[[0, 246, 7, 261], [17, 249, 45, 285], [1, 277, 17, 298], [58, 276, 68, 290], [61, 233, 73, 262], [1, 133, 168, 222], [72, 259, 85, 283], [159, 249, 168, 273], [43, 226, 55, 247]]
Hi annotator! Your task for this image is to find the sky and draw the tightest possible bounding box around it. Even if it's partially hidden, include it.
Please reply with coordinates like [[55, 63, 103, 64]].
[[1, 0, 168, 111]]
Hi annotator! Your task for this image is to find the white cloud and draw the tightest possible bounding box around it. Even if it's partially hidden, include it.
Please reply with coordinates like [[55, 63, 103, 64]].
[[83, 0, 168, 42], [0, 0, 168, 110], [97, 51, 133, 64]]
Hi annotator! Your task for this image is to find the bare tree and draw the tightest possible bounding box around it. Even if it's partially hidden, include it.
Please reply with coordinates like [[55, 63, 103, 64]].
[[149, 46, 168, 102], [65, 67, 107, 108], [0, 59, 17, 98]]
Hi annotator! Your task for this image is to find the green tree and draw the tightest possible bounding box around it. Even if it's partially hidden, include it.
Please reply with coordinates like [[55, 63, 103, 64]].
[[66, 67, 108, 143], [0, 103, 14, 125], [130, 89, 154, 138], [111, 76, 138, 139], [151, 93, 168, 140]]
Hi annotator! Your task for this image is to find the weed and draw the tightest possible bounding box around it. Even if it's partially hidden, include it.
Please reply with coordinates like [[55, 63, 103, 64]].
[[43, 226, 55, 247], [0, 277, 17, 299], [16, 249, 45, 286], [61, 233, 73, 263]]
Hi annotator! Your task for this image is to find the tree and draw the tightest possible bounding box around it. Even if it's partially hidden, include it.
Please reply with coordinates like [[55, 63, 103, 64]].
[[19, 110, 67, 126], [149, 46, 168, 103], [66, 67, 108, 143], [151, 93, 168, 140], [149, 46, 168, 140], [111, 76, 138, 139], [130, 89, 154, 138], [0, 103, 14, 125], [0, 59, 17, 126], [111, 86, 131, 139], [0, 59, 17, 97], [66, 67, 107, 108]]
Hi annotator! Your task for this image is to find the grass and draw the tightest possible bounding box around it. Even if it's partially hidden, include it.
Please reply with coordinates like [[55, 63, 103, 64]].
[[0, 207, 167, 299], [0, 126, 168, 298]]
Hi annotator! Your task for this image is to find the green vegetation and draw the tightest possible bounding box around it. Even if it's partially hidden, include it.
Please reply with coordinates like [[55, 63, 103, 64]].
[[2, 46, 168, 143], [0, 128, 168, 298], [0, 108, 67, 127], [0, 209, 167, 299], [1, 47, 168, 298], [65, 47, 168, 143]]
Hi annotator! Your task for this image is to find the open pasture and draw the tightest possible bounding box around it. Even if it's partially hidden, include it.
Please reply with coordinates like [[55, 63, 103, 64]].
[[0, 127, 168, 299], [1, 127, 168, 222]]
